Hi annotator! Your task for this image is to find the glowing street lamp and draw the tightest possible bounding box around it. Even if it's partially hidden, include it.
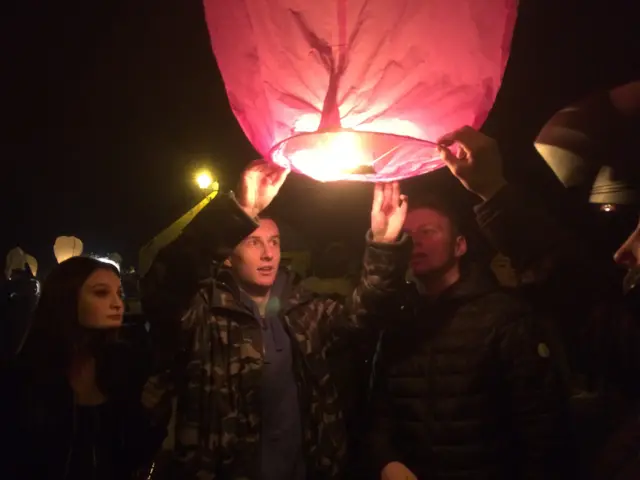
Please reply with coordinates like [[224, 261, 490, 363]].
[[139, 170, 220, 276], [195, 170, 214, 190]]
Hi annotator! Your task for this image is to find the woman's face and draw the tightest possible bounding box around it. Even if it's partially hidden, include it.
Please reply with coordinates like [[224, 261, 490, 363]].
[[77, 268, 124, 329]]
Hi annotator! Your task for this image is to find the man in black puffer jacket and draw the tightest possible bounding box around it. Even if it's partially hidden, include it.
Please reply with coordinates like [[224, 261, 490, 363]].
[[366, 197, 571, 480]]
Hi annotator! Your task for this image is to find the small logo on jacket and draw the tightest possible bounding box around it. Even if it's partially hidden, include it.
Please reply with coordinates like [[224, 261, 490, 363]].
[[537, 343, 550, 358]]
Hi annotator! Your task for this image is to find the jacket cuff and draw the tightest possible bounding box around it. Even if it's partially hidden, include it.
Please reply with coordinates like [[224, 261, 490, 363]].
[[473, 183, 563, 273], [365, 230, 411, 248], [364, 231, 412, 270], [473, 183, 514, 228], [363, 230, 412, 284]]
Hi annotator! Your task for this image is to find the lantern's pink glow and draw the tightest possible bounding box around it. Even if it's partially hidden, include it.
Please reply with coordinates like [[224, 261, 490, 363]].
[[204, 0, 517, 182]]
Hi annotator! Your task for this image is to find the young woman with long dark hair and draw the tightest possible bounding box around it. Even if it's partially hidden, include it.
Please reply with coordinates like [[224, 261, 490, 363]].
[[3, 256, 164, 480]]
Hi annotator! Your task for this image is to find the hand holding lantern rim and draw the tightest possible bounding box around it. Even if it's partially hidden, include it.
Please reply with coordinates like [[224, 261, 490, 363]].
[[437, 126, 508, 201], [237, 160, 290, 218], [371, 181, 408, 243]]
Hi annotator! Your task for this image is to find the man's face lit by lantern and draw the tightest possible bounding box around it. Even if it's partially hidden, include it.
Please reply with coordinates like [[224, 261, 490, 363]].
[[229, 218, 281, 291], [403, 207, 467, 278]]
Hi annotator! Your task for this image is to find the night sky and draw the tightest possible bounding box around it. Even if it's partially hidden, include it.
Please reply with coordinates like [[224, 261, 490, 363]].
[[2, 0, 639, 272]]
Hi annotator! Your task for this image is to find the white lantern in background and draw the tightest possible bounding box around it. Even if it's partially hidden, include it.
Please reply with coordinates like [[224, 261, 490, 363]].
[[5, 247, 26, 279], [53, 236, 84, 264], [24, 254, 38, 277]]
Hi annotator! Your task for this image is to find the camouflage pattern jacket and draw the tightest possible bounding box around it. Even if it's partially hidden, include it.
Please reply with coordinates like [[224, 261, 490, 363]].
[[140, 194, 411, 480]]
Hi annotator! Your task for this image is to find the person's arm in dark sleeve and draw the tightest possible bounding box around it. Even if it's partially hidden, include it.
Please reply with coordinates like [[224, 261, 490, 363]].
[[351, 231, 412, 317], [116, 397, 169, 475], [310, 231, 412, 342], [475, 183, 619, 295], [498, 305, 574, 479]]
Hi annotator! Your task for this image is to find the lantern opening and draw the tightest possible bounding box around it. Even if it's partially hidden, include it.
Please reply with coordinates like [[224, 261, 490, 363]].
[[270, 129, 439, 183]]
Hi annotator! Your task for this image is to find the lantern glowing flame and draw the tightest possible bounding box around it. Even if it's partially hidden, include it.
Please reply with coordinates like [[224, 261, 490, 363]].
[[275, 130, 371, 182], [271, 128, 438, 182], [204, 0, 517, 182]]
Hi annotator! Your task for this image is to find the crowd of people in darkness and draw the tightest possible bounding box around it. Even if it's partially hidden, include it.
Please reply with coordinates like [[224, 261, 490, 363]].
[[1, 81, 640, 480]]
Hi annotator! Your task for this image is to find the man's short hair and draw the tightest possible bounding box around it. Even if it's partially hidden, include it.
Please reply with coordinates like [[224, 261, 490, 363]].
[[407, 194, 463, 237]]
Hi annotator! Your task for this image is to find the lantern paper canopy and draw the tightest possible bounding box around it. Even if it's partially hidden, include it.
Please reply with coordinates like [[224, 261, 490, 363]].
[[24, 254, 38, 277], [5, 247, 27, 279], [204, 0, 517, 182], [54, 236, 84, 264]]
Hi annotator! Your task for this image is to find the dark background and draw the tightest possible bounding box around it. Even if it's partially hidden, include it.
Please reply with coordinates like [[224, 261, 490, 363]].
[[2, 0, 639, 272]]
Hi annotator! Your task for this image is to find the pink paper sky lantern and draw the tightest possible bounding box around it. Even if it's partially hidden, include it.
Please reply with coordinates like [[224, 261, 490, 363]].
[[204, 0, 517, 182]]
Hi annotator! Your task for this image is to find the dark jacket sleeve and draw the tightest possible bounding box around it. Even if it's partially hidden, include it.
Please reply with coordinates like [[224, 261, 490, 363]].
[[474, 184, 640, 392], [353, 231, 413, 316], [117, 399, 169, 475], [0, 366, 26, 478], [474, 184, 619, 295], [498, 305, 574, 479]]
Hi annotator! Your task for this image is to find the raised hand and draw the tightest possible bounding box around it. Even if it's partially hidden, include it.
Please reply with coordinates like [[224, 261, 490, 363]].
[[236, 160, 290, 218], [371, 182, 408, 243], [437, 126, 507, 201]]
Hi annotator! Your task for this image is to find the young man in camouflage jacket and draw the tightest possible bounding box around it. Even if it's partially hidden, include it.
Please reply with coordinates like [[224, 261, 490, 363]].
[[140, 161, 411, 479]]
